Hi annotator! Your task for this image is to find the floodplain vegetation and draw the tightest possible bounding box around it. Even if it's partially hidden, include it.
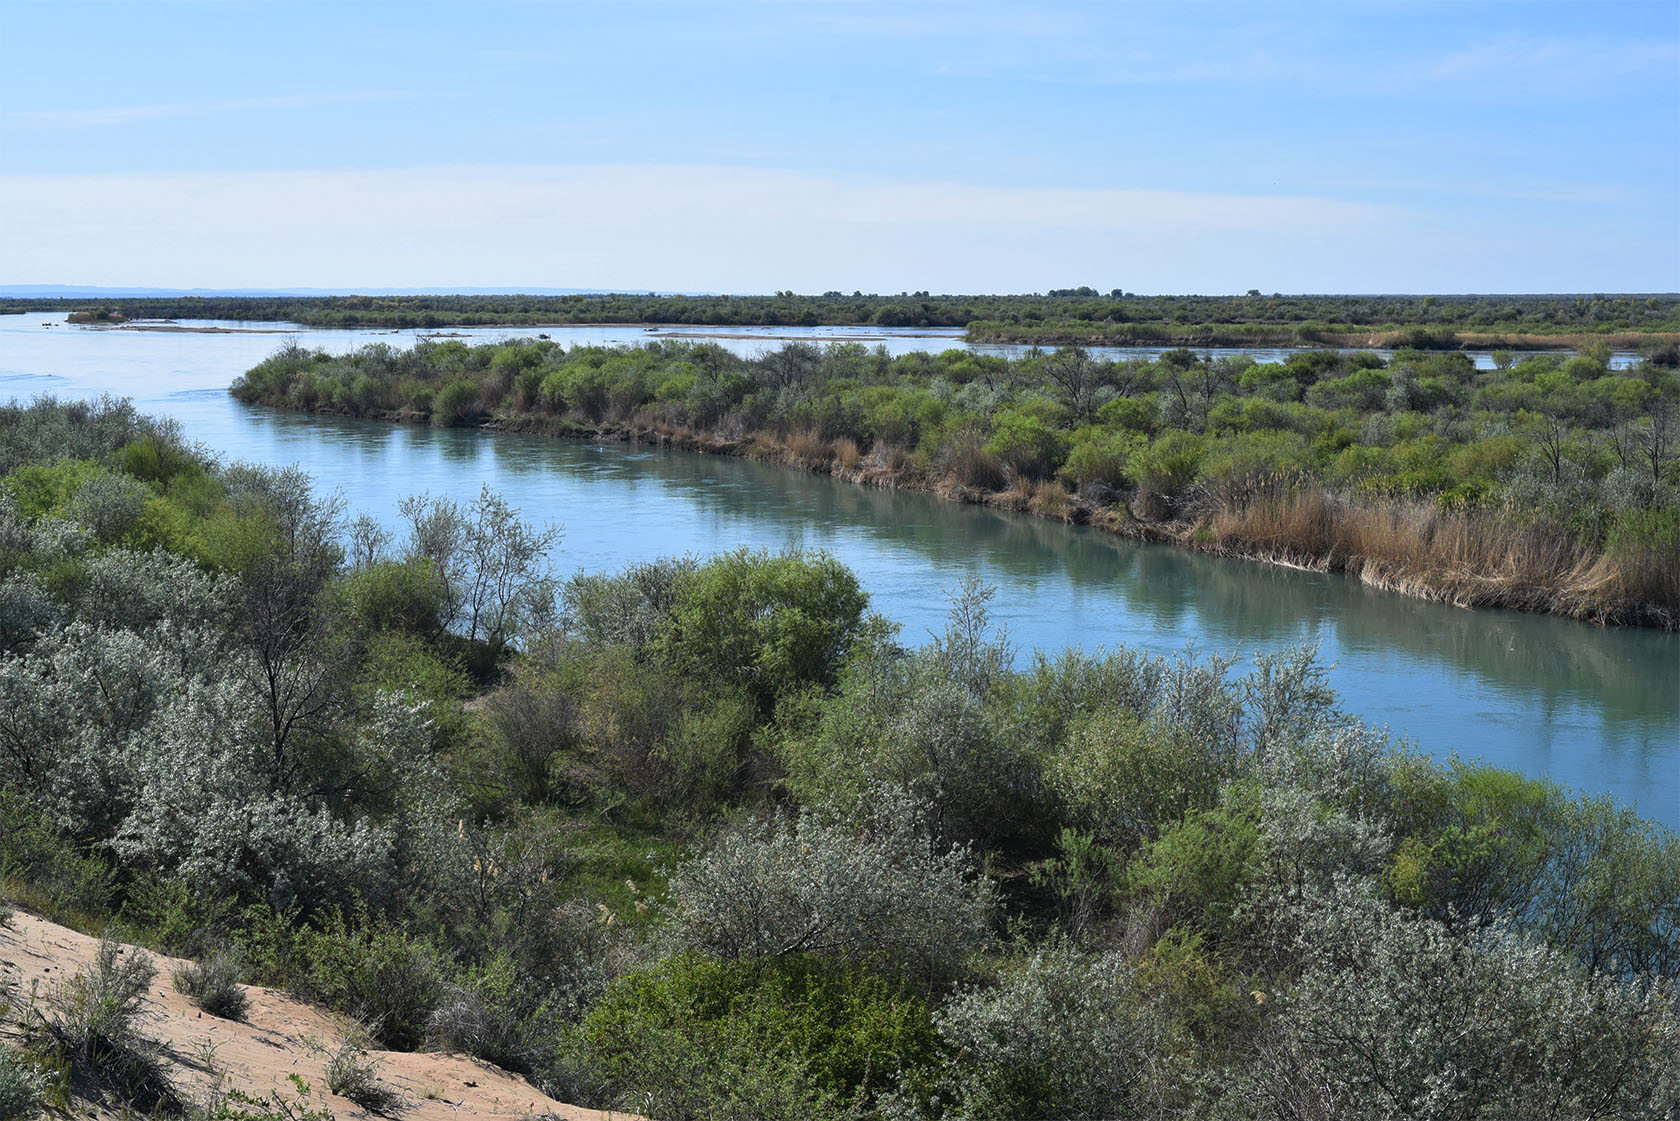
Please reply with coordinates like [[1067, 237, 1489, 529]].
[[233, 335, 1680, 627], [15, 290, 1680, 347], [0, 396, 1677, 1120]]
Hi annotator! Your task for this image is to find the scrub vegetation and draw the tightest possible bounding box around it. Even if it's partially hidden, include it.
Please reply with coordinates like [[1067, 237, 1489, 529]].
[[234, 335, 1680, 626], [0, 396, 1676, 1119]]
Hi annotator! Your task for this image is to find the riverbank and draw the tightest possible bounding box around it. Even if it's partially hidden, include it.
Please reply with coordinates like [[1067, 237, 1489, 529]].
[[286, 401, 1670, 630], [228, 336, 1678, 631]]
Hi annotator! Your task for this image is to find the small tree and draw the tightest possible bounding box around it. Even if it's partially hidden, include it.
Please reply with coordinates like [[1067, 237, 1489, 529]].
[[399, 485, 559, 662]]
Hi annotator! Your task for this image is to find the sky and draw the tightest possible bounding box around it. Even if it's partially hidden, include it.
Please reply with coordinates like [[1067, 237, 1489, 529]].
[[1, 0, 1676, 294]]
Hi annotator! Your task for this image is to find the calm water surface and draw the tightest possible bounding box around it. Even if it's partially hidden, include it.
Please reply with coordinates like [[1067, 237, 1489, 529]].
[[3, 313, 1675, 825]]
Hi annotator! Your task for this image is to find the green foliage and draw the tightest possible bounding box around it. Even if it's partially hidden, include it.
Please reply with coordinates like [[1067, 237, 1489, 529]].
[[1060, 425, 1140, 492], [926, 945, 1195, 1120], [430, 378, 481, 426], [0, 1048, 48, 1121], [1241, 882, 1680, 1120], [333, 558, 448, 637], [247, 910, 442, 1051], [984, 407, 1067, 480], [1125, 802, 1261, 943], [659, 547, 872, 712], [1049, 710, 1221, 849], [0, 791, 115, 923], [1127, 430, 1206, 506], [572, 952, 939, 1120], [1384, 761, 1680, 979], [775, 579, 1049, 849], [664, 791, 995, 987]]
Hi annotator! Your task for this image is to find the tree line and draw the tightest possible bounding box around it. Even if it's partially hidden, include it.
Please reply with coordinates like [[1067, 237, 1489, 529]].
[[11, 291, 1680, 339]]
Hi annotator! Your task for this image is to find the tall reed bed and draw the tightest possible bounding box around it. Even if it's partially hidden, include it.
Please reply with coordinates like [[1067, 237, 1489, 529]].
[[1205, 486, 1675, 626]]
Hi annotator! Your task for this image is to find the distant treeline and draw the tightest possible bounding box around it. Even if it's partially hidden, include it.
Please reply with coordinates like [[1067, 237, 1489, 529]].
[[16, 290, 1680, 341], [233, 335, 1680, 626]]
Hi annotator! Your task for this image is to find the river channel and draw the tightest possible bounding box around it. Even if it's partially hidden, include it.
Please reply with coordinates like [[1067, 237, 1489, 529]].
[[2, 312, 1675, 826]]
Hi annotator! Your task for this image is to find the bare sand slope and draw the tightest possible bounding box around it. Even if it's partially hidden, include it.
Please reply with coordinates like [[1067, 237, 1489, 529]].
[[0, 910, 635, 1121]]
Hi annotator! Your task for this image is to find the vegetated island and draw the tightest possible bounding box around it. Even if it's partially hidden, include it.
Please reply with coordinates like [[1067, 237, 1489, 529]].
[[1, 397, 1676, 1118], [22, 290, 1680, 353], [232, 335, 1680, 628]]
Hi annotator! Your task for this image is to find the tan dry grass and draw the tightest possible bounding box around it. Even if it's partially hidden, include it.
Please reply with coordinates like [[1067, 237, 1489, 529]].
[[1204, 488, 1675, 625], [781, 428, 835, 466], [1030, 479, 1072, 520]]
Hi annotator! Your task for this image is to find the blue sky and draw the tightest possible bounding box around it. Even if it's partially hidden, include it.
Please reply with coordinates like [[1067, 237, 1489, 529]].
[[2, 0, 1676, 293]]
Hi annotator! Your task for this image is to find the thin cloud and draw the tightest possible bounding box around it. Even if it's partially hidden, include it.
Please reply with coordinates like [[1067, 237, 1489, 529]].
[[12, 162, 1668, 295]]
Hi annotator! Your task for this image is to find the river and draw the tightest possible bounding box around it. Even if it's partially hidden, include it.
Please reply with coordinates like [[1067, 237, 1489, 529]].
[[3, 312, 1676, 826]]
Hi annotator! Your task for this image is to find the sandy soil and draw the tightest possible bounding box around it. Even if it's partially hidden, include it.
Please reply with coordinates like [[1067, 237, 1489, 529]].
[[0, 910, 636, 1120]]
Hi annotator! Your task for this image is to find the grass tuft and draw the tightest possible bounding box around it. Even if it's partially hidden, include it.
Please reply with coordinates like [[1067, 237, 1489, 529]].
[[173, 948, 250, 1022]]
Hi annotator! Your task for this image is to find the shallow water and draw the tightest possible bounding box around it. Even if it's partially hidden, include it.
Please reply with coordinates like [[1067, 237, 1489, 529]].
[[3, 312, 1676, 825]]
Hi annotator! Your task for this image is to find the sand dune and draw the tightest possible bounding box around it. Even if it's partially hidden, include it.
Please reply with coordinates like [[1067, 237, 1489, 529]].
[[0, 910, 635, 1121]]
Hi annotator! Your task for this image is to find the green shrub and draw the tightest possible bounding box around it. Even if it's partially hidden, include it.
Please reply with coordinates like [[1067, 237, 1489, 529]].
[[1125, 803, 1260, 944], [249, 911, 442, 1051], [1094, 392, 1161, 432], [928, 946, 1195, 1120], [1241, 881, 1680, 1120], [1060, 427, 1140, 492], [1127, 431, 1206, 510], [430, 379, 482, 426], [571, 952, 940, 1120], [984, 408, 1067, 480], [1384, 762, 1680, 979], [0, 791, 117, 924], [660, 548, 872, 713], [1049, 709, 1221, 847], [0, 1049, 48, 1121], [665, 791, 994, 987], [334, 558, 448, 636]]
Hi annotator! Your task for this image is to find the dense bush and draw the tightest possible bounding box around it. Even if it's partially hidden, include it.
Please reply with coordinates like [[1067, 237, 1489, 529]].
[[665, 790, 994, 987], [0, 398, 1675, 1117], [922, 946, 1195, 1120], [1241, 881, 1680, 1120], [569, 952, 940, 1120]]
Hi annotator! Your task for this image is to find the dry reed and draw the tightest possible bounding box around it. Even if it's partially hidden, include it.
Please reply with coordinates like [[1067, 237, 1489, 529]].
[[1204, 487, 1676, 625], [833, 437, 861, 471], [783, 429, 834, 465]]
